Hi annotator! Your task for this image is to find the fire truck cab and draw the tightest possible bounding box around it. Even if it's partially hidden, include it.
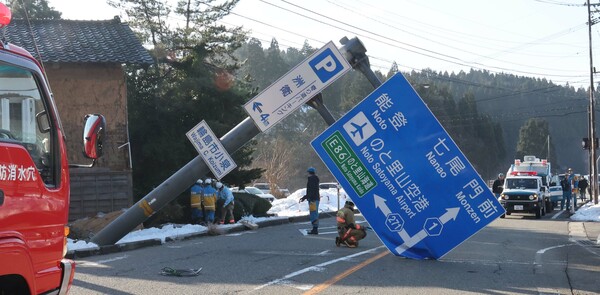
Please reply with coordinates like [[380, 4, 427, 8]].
[[0, 3, 105, 294]]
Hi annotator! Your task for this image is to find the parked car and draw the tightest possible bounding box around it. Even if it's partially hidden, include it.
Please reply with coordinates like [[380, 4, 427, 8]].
[[278, 188, 291, 197], [253, 182, 290, 198], [232, 186, 276, 203], [319, 182, 339, 190], [253, 183, 271, 194]]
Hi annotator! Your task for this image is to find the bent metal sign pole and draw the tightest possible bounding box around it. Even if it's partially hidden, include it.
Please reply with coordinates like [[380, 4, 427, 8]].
[[92, 39, 358, 246]]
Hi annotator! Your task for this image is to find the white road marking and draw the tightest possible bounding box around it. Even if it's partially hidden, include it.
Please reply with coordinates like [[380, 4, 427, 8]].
[[226, 231, 257, 237], [253, 246, 386, 291], [95, 255, 128, 264], [536, 244, 571, 255], [551, 209, 566, 220], [78, 255, 129, 267], [441, 258, 566, 266], [299, 229, 338, 236], [254, 250, 331, 256]]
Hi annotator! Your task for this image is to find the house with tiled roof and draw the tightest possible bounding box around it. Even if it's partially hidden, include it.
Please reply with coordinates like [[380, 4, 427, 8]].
[[2, 17, 153, 220]]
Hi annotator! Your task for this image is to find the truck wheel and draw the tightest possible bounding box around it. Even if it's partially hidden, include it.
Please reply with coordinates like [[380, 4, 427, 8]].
[[536, 207, 542, 219]]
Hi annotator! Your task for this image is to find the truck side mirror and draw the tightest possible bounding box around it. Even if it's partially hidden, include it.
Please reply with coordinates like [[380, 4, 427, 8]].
[[83, 114, 106, 160]]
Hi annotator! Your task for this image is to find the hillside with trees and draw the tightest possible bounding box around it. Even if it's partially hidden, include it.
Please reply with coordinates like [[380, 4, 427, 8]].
[[87, 0, 593, 194], [404, 69, 590, 174], [234, 38, 596, 190]]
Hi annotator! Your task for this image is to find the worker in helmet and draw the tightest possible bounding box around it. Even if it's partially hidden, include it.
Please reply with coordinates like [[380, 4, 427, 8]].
[[492, 173, 505, 199], [202, 179, 218, 224], [300, 167, 320, 234], [216, 182, 235, 224], [190, 179, 204, 224], [335, 200, 366, 248]]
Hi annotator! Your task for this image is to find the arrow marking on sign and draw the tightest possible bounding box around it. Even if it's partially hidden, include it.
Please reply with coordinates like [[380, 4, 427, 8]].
[[394, 207, 460, 256], [373, 194, 411, 241], [252, 102, 263, 113], [374, 194, 392, 216], [440, 207, 460, 223]]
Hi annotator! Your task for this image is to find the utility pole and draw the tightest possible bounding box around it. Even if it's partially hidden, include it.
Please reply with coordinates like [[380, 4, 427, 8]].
[[91, 37, 378, 246], [587, 0, 599, 204]]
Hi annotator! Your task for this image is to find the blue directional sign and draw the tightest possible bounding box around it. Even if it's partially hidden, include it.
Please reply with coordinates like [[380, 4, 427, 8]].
[[311, 73, 505, 259]]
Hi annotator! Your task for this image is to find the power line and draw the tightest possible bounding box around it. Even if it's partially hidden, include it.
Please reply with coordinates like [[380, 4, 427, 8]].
[[257, 0, 586, 79], [329, 0, 588, 71]]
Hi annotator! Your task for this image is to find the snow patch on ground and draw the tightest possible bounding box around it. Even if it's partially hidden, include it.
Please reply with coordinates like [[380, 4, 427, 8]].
[[68, 188, 351, 251]]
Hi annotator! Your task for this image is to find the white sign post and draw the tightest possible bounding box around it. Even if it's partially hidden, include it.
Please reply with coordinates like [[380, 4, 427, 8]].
[[186, 120, 236, 180], [243, 41, 351, 132]]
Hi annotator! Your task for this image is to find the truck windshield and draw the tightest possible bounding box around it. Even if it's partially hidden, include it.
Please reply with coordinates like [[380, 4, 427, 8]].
[[505, 179, 537, 189]]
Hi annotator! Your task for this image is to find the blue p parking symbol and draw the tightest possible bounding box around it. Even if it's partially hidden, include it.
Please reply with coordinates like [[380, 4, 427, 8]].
[[309, 48, 343, 83]]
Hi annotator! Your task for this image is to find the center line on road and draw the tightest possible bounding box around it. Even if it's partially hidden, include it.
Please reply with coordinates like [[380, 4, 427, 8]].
[[303, 250, 389, 295], [253, 246, 387, 291]]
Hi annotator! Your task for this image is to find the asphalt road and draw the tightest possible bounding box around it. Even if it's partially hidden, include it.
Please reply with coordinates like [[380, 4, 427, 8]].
[[70, 210, 600, 295]]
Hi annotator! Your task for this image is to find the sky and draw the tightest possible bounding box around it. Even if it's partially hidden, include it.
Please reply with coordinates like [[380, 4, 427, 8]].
[[44, 0, 594, 89], [68, 186, 600, 252]]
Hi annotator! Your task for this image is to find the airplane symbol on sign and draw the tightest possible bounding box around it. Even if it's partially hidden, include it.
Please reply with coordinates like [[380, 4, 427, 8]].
[[342, 111, 375, 146], [350, 122, 367, 139]]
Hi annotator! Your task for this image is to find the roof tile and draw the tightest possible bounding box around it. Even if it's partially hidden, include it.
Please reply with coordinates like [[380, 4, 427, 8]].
[[2, 18, 154, 64]]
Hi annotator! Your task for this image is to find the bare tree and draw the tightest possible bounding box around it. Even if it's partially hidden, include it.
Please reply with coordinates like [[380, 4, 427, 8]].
[[253, 138, 292, 197]]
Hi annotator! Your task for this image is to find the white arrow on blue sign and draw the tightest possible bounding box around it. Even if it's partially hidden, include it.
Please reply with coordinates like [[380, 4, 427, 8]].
[[243, 41, 351, 132], [311, 73, 505, 259]]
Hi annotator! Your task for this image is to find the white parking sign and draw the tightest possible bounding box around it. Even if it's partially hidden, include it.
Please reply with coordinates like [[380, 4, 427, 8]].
[[243, 41, 351, 132]]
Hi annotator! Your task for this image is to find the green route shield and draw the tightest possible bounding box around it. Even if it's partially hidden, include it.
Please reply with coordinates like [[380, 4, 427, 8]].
[[321, 131, 376, 197]]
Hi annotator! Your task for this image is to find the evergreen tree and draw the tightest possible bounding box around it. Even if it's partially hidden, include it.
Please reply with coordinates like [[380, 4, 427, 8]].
[[9, 0, 61, 19], [515, 118, 557, 164], [387, 61, 399, 79], [112, 0, 261, 198]]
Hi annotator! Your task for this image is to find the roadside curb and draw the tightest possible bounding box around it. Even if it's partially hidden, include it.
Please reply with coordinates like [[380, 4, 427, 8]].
[[66, 238, 163, 259], [67, 213, 335, 259], [569, 199, 600, 245]]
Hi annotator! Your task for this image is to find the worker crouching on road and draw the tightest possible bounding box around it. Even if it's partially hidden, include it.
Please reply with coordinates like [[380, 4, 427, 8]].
[[336, 200, 366, 248]]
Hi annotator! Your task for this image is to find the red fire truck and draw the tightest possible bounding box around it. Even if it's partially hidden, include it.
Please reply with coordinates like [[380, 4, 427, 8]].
[[0, 3, 105, 294]]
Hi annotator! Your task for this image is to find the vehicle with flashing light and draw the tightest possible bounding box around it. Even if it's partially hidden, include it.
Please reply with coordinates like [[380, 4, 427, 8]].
[[505, 155, 558, 211], [499, 174, 548, 219], [0, 4, 105, 294]]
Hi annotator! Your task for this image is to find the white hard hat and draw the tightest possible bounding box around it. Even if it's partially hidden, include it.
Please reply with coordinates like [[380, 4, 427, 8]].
[[204, 179, 212, 184], [216, 182, 223, 189], [196, 179, 203, 184]]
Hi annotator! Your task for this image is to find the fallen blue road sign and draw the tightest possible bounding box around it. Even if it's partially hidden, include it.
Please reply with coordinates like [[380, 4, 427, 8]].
[[311, 73, 505, 259]]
